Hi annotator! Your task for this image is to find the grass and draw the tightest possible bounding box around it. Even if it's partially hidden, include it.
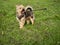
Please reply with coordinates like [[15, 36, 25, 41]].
[[0, 0, 60, 45]]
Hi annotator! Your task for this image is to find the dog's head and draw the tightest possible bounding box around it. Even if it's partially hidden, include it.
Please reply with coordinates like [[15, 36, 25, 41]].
[[25, 6, 33, 12], [25, 6, 33, 17], [16, 5, 25, 15]]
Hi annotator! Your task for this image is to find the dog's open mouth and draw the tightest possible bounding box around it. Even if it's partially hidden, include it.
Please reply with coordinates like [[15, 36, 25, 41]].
[[21, 9, 25, 14]]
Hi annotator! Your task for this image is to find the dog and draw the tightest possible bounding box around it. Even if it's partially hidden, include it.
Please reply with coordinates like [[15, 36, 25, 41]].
[[16, 5, 35, 28], [25, 6, 35, 25], [16, 5, 25, 28]]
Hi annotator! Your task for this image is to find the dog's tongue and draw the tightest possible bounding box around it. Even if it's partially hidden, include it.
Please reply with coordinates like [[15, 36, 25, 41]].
[[21, 11, 24, 14]]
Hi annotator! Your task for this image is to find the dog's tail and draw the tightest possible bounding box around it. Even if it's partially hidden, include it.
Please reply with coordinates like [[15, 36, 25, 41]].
[[25, 6, 33, 12]]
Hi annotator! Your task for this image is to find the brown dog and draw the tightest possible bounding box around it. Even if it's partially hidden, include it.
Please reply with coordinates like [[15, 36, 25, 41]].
[[16, 5, 35, 28], [16, 5, 25, 28]]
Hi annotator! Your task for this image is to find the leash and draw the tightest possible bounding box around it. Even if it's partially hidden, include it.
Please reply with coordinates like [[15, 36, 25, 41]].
[[33, 8, 47, 11]]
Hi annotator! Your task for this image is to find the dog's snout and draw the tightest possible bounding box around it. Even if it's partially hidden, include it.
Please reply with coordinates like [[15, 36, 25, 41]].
[[21, 9, 25, 14], [22, 9, 25, 11]]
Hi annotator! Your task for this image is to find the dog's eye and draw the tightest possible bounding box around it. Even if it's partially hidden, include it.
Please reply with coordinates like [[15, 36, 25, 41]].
[[19, 8, 21, 9]]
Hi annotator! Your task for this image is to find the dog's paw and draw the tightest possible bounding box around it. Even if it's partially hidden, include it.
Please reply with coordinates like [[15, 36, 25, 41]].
[[19, 26, 23, 29]]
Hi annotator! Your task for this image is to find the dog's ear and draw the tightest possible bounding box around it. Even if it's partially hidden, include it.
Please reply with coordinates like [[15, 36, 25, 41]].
[[16, 5, 20, 10], [16, 5, 19, 7]]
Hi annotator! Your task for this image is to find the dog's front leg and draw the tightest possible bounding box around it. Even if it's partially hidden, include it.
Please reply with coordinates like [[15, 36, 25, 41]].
[[19, 17, 25, 28], [30, 17, 34, 25]]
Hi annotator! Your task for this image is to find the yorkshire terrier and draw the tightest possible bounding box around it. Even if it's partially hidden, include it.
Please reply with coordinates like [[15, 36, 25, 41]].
[[16, 5, 35, 28]]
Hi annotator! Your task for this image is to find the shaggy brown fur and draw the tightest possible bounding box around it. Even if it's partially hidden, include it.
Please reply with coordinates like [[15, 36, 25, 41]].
[[16, 5, 25, 28]]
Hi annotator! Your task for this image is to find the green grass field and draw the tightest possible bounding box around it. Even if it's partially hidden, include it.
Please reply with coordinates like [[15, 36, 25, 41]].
[[0, 0, 60, 45]]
